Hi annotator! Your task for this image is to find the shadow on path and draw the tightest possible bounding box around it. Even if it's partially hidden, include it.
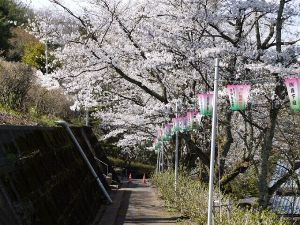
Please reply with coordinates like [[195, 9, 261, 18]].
[[114, 187, 132, 224]]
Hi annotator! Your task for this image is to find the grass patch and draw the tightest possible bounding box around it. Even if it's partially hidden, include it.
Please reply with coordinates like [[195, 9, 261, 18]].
[[0, 104, 60, 126]]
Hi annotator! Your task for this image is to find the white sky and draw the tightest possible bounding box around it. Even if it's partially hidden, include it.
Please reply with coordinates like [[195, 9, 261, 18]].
[[22, 0, 79, 11]]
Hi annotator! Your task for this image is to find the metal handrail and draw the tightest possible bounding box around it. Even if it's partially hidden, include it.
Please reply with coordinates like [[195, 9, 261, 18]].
[[57, 120, 112, 204], [94, 156, 109, 176]]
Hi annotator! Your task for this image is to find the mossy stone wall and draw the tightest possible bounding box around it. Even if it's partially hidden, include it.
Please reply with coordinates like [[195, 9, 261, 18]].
[[0, 126, 109, 225]]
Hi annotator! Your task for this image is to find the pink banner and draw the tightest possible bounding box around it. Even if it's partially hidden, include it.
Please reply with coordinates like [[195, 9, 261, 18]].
[[284, 77, 300, 110], [226, 84, 251, 111], [197, 93, 214, 116]]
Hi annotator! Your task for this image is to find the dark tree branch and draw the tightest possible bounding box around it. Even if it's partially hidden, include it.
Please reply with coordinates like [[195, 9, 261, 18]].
[[90, 50, 168, 103], [261, 25, 275, 49], [239, 110, 266, 131], [73, 66, 108, 77], [183, 133, 210, 168], [109, 91, 146, 107], [209, 23, 236, 46], [112, 64, 168, 103], [220, 158, 251, 187], [268, 161, 300, 196], [116, 17, 147, 60], [51, 0, 87, 27], [189, 62, 212, 90], [265, 39, 300, 49]]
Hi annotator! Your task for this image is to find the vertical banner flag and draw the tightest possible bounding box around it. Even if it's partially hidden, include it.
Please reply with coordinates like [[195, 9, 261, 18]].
[[154, 127, 164, 150], [284, 77, 300, 110], [157, 127, 163, 141], [226, 84, 251, 111], [172, 117, 180, 133], [187, 111, 199, 130], [153, 138, 162, 151], [195, 112, 202, 125], [153, 138, 160, 151], [163, 124, 172, 141], [178, 116, 188, 132], [197, 93, 214, 116]]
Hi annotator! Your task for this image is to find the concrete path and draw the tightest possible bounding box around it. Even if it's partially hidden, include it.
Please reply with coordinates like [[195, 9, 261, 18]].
[[114, 179, 179, 225]]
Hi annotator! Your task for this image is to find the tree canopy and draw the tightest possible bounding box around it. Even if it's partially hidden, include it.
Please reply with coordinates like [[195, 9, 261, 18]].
[[0, 0, 30, 57], [32, 0, 300, 208]]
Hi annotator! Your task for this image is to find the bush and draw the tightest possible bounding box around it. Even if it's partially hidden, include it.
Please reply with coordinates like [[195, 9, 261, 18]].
[[22, 41, 60, 74], [0, 60, 34, 110], [7, 27, 38, 61], [25, 85, 73, 119], [151, 172, 288, 225], [0, 59, 75, 123], [108, 156, 155, 177]]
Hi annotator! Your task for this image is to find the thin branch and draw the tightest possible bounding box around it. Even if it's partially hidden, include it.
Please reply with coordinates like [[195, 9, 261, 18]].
[[209, 23, 236, 45], [239, 110, 266, 131]]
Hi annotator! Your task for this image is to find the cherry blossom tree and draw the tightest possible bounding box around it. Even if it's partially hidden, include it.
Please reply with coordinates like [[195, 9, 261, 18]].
[[32, 0, 300, 207]]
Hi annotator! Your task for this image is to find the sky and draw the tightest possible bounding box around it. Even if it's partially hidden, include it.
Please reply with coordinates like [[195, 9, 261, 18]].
[[22, 0, 137, 10], [22, 0, 79, 11], [22, 0, 54, 9]]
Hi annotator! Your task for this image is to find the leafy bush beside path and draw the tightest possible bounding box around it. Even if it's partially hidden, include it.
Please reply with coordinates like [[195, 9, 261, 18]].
[[151, 172, 288, 225]]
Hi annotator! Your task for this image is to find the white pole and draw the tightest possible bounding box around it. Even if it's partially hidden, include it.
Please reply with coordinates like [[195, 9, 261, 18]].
[[175, 101, 179, 190], [161, 143, 164, 172], [85, 106, 89, 126], [207, 58, 219, 225], [158, 146, 162, 172], [45, 40, 49, 75], [156, 149, 160, 172]]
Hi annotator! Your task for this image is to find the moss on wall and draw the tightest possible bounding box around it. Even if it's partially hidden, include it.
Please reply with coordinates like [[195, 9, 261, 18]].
[[0, 126, 110, 225]]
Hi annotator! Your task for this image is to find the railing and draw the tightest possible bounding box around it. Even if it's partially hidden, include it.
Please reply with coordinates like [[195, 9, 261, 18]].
[[94, 157, 109, 176], [57, 120, 112, 204]]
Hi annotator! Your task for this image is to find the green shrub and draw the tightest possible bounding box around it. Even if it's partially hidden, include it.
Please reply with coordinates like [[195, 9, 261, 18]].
[[22, 41, 60, 74], [151, 172, 288, 225], [108, 156, 155, 175]]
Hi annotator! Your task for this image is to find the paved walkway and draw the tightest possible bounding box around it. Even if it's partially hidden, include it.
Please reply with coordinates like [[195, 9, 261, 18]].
[[114, 179, 178, 225]]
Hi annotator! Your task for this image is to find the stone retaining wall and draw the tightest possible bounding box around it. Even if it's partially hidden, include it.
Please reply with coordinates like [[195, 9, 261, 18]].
[[0, 126, 110, 225]]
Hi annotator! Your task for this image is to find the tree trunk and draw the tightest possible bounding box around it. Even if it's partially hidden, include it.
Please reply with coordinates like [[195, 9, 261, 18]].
[[258, 0, 286, 208], [258, 107, 279, 208], [219, 108, 234, 177]]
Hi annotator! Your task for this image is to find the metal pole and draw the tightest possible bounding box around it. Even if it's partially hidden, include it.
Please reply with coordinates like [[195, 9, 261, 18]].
[[57, 120, 113, 204], [207, 58, 219, 225], [85, 106, 89, 126], [159, 145, 162, 172], [175, 101, 179, 190], [158, 149, 161, 172], [161, 143, 164, 172], [45, 39, 48, 75], [156, 150, 160, 173]]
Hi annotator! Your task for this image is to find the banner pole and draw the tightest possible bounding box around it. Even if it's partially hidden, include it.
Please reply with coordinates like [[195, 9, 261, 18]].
[[207, 58, 219, 225]]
